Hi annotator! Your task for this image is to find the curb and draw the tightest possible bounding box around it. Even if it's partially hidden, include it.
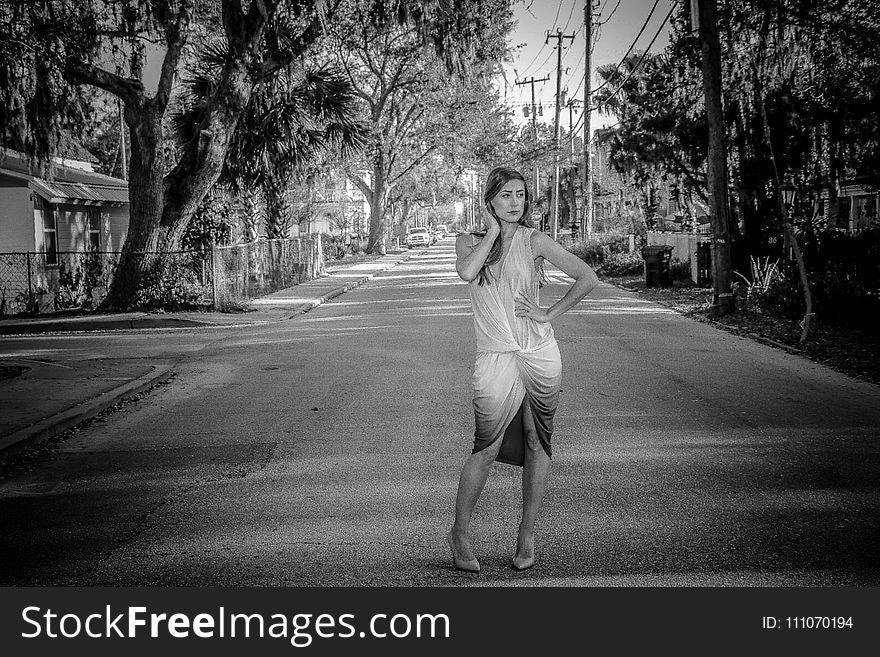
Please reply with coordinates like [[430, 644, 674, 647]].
[[287, 251, 418, 318], [0, 365, 174, 459], [0, 317, 209, 335]]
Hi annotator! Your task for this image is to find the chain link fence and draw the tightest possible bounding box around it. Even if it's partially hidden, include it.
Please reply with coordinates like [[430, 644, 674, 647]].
[[211, 236, 324, 310], [1, 237, 323, 316], [0, 250, 212, 316]]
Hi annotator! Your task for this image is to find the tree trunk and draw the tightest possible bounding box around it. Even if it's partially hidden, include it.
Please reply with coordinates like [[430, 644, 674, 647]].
[[103, 104, 165, 309], [161, 61, 255, 251], [264, 170, 292, 239], [242, 188, 262, 242], [367, 154, 388, 254]]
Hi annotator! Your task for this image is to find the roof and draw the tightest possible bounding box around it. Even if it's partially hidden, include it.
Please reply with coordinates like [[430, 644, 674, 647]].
[[0, 149, 128, 204]]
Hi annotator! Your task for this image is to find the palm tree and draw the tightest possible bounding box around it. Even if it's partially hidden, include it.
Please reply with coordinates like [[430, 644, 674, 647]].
[[173, 44, 365, 240]]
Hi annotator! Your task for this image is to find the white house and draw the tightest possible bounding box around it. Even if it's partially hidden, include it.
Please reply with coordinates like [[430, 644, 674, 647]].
[[0, 149, 130, 256], [0, 149, 130, 313]]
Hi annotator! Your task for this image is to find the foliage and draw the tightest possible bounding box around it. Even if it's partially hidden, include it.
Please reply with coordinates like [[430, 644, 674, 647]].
[[1, 0, 495, 308], [595, 0, 880, 257], [595, 51, 708, 204], [133, 255, 206, 311], [173, 42, 366, 240], [734, 255, 781, 310], [800, 224, 880, 330], [596, 251, 644, 278], [320, 232, 348, 262], [727, 223, 880, 331], [56, 253, 109, 309], [669, 257, 691, 283], [326, 0, 516, 252], [568, 233, 631, 267]]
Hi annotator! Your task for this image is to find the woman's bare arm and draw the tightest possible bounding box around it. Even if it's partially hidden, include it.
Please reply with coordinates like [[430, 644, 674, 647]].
[[514, 231, 599, 322], [455, 214, 501, 282]]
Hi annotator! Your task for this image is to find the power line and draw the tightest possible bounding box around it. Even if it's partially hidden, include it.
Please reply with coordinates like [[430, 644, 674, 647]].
[[550, 0, 565, 30], [592, 2, 677, 110], [518, 41, 549, 80], [598, 0, 622, 26], [560, 0, 579, 33], [591, 0, 662, 96]]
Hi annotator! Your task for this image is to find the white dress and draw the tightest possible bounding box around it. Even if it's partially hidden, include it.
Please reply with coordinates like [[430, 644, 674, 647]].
[[467, 225, 562, 466]]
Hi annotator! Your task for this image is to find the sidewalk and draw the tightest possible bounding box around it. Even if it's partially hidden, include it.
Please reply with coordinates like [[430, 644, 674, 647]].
[[0, 249, 418, 335], [0, 249, 420, 458]]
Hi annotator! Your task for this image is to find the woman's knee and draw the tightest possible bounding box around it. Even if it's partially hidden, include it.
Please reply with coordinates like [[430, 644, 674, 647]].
[[471, 439, 502, 466], [524, 428, 542, 452]]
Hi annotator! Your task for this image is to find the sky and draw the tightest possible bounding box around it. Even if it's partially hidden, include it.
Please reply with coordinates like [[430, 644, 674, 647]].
[[137, 1, 677, 134], [501, 0, 676, 132]]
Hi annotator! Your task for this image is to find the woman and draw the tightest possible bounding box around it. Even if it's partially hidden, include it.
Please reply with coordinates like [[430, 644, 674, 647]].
[[447, 166, 598, 572]]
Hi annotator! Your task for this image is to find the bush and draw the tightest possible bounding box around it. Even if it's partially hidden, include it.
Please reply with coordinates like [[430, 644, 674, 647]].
[[57, 253, 110, 310], [568, 233, 630, 268], [596, 251, 644, 277], [810, 271, 880, 331], [348, 237, 368, 254], [745, 275, 804, 320], [669, 258, 691, 283], [320, 233, 346, 262], [135, 256, 206, 311]]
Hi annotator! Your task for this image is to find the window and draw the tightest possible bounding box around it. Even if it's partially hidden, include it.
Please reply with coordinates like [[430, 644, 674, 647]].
[[87, 206, 101, 251], [36, 196, 58, 265]]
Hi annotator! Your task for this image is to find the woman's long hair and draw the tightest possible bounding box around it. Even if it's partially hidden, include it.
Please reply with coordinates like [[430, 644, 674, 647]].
[[472, 166, 532, 286]]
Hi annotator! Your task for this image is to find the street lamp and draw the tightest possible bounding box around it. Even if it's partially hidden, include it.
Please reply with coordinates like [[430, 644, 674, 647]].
[[780, 177, 797, 218]]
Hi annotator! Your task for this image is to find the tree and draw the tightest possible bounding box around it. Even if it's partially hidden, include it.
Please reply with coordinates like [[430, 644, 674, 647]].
[[595, 0, 880, 263], [595, 52, 709, 205], [0, 0, 502, 306], [325, 0, 514, 253], [1, 0, 333, 307], [174, 43, 365, 240]]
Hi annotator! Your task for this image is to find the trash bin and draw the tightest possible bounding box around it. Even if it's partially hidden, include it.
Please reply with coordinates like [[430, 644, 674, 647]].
[[641, 245, 673, 287]]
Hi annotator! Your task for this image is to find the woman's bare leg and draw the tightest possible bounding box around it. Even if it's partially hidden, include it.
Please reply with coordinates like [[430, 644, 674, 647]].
[[450, 441, 501, 561], [517, 400, 550, 562]]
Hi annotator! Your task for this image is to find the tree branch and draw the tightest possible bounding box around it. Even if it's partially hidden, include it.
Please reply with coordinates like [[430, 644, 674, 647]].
[[390, 144, 437, 185], [64, 59, 144, 108], [154, 0, 195, 110], [347, 172, 373, 206]]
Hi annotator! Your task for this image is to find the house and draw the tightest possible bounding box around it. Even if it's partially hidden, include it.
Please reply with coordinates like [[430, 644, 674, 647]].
[[0, 148, 130, 255], [824, 180, 878, 231], [292, 170, 371, 239], [0, 149, 129, 313]]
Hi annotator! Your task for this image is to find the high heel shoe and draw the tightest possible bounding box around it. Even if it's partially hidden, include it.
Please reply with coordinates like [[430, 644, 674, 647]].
[[512, 537, 535, 571], [447, 532, 480, 573], [511, 554, 535, 571]]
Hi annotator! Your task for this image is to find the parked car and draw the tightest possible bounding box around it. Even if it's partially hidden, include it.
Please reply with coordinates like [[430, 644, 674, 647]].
[[406, 226, 431, 248]]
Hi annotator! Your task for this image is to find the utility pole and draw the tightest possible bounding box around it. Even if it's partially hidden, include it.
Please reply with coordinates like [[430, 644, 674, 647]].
[[118, 99, 127, 180], [547, 29, 575, 241], [696, 0, 735, 315], [567, 97, 581, 236], [516, 75, 550, 227], [583, 0, 593, 240]]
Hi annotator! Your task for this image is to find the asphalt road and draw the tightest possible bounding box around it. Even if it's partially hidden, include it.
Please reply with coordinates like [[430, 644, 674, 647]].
[[1, 239, 878, 586]]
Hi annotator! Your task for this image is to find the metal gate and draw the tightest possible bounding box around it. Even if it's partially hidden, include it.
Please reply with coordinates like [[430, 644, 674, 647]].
[[697, 241, 713, 286]]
